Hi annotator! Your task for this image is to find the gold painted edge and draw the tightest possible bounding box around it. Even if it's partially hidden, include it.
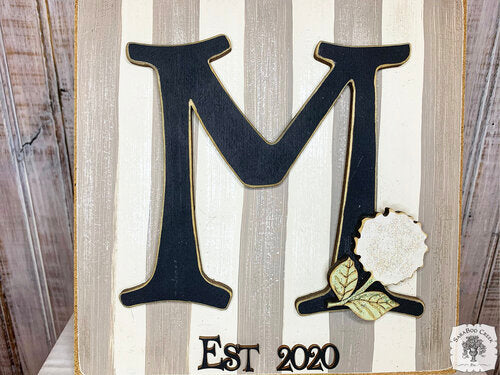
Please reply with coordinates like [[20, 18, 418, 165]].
[[73, 0, 83, 372], [457, 0, 467, 328], [72, 0, 466, 373]]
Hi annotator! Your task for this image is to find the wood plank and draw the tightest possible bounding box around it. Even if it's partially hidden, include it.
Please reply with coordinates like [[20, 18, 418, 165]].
[[478, 232, 499, 325], [0, 0, 73, 335], [0, 0, 74, 372], [0, 0, 73, 332], [0, 277, 21, 375], [0, 0, 490, 373], [0, 63, 52, 375], [39, 317, 73, 375], [75, 0, 122, 373], [45, 0, 75, 173], [460, 0, 500, 326], [462, 0, 499, 160], [460, 3, 500, 373], [75, 1, 467, 373], [416, 0, 463, 370], [477, 220, 499, 326], [477, 229, 499, 375], [36, 0, 74, 211], [237, 1, 292, 372], [466, 49, 499, 373]]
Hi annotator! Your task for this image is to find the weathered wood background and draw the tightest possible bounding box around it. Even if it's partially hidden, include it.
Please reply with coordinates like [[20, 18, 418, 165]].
[[0, 0, 74, 374], [0, 0, 497, 374]]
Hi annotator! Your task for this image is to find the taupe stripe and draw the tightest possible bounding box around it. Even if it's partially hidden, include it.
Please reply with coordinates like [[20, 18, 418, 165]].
[[76, 0, 121, 373], [145, 1, 199, 374], [237, 0, 292, 372], [328, 0, 382, 372], [417, 0, 463, 370]]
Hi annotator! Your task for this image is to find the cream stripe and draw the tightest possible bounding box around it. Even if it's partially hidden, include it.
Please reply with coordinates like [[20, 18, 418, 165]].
[[113, 0, 153, 373], [188, 1, 245, 373], [281, 0, 333, 361], [372, 0, 424, 371]]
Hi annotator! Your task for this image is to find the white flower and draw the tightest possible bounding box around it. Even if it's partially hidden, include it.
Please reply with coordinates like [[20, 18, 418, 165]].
[[354, 209, 427, 285]]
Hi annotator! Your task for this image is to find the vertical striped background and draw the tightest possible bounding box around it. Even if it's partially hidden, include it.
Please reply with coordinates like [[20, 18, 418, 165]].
[[76, 0, 464, 373]]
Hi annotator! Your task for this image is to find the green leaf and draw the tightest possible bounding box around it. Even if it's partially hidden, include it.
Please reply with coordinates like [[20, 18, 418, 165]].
[[345, 291, 399, 321], [328, 257, 358, 301]]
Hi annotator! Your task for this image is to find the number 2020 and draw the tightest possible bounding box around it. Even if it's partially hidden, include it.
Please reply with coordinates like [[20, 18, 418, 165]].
[[276, 343, 339, 372]]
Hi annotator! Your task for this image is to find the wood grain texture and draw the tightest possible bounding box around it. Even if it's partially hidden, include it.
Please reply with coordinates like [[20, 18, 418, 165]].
[[0, 0, 73, 338], [144, 1, 199, 373], [46, 0, 75, 175], [0, 95, 50, 375], [462, 82, 499, 328], [237, 1, 292, 372], [416, 0, 463, 371], [0, 0, 74, 373], [36, 0, 74, 211], [74, 1, 474, 373], [0, 0, 494, 372], [0, 274, 21, 375], [460, 0, 500, 343], [477, 225, 499, 326], [462, 57, 499, 374], [75, 0, 121, 374], [462, 0, 499, 160], [329, 1, 382, 371], [460, 0, 499, 373]]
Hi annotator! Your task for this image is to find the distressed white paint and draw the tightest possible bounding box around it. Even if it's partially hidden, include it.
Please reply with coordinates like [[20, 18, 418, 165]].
[[188, 1, 245, 373], [355, 211, 427, 285], [372, 0, 424, 371], [282, 0, 333, 357], [113, 0, 153, 373]]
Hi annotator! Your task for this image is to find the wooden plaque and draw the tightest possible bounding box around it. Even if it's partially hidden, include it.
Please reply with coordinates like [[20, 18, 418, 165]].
[[75, 0, 465, 373]]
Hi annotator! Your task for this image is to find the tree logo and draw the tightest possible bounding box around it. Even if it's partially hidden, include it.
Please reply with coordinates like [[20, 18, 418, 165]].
[[450, 324, 497, 372], [462, 336, 486, 362]]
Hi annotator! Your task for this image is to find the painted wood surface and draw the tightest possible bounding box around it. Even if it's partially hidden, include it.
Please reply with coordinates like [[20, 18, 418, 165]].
[[75, 1, 465, 374], [75, 0, 121, 374], [74, 0, 468, 374], [0, 0, 74, 373], [416, 0, 463, 371]]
